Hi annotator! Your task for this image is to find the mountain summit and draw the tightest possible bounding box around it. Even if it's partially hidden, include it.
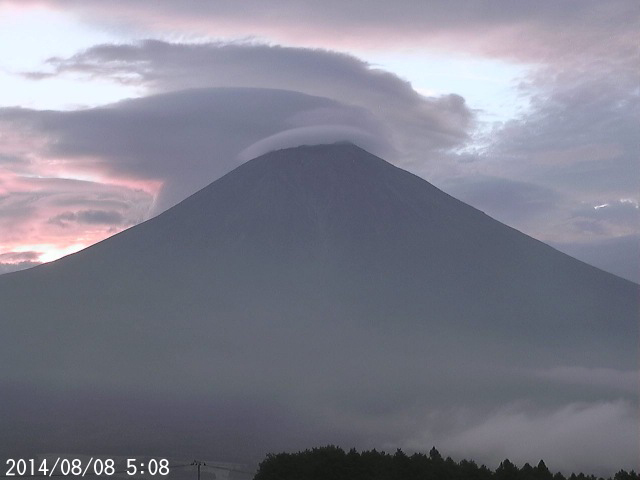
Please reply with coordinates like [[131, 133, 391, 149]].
[[1, 143, 637, 464]]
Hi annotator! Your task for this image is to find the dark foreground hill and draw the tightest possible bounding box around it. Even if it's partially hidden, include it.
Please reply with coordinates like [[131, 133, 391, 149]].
[[0, 143, 637, 471]]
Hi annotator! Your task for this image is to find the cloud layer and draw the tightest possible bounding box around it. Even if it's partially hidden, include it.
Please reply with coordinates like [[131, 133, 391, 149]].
[[414, 400, 638, 475]]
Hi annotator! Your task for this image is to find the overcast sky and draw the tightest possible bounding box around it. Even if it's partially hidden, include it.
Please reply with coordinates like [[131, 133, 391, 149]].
[[0, 0, 637, 281]]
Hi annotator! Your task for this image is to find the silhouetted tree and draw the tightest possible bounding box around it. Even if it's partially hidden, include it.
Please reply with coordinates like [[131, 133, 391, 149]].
[[252, 446, 637, 480], [429, 446, 443, 462], [535, 460, 554, 480], [495, 459, 519, 480]]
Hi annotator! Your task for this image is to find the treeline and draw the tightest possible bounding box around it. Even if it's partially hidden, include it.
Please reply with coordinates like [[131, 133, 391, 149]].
[[253, 445, 638, 480]]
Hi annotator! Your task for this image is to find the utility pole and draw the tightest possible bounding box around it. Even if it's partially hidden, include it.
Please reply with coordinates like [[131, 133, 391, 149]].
[[191, 460, 206, 480]]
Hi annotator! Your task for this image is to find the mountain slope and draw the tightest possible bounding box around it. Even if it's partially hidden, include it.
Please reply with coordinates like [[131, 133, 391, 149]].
[[1, 143, 637, 465]]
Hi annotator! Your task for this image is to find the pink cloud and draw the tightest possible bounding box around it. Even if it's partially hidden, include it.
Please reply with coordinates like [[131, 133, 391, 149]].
[[0, 118, 159, 265], [0, 176, 155, 264]]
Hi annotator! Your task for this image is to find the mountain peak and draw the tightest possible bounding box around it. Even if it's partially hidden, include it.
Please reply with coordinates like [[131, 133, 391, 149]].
[[0, 142, 636, 462], [237, 141, 393, 173], [176, 141, 449, 219]]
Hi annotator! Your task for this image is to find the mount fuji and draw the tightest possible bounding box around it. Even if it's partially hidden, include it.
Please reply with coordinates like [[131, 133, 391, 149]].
[[1, 143, 637, 470]]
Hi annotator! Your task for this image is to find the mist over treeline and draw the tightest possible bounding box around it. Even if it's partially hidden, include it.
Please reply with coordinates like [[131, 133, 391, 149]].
[[253, 446, 639, 480]]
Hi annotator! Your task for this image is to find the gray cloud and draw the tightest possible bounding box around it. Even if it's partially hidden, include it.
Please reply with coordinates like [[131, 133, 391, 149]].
[[0, 261, 41, 275], [0, 251, 39, 262], [481, 65, 639, 200], [441, 176, 565, 226], [0, 154, 26, 166], [439, 177, 640, 283], [48, 209, 126, 227], [453, 40, 639, 280], [550, 235, 640, 284], [36, 40, 473, 154], [238, 126, 389, 162], [558, 200, 640, 250], [0, 81, 470, 215], [18, 1, 639, 65], [570, 200, 640, 229], [0, 251, 42, 275], [534, 366, 638, 394]]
